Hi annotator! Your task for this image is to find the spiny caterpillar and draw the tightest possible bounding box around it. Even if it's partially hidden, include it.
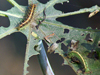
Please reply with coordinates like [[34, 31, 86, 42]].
[[17, 4, 36, 30], [68, 51, 90, 73]]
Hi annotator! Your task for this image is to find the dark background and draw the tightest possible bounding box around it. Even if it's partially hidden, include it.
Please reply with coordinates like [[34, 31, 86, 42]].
[[0, 0, 100, 75]]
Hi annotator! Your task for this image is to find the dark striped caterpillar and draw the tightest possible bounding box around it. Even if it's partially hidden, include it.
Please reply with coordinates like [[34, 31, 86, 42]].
[[68, 51, 90, 73], [17, 4, 36, 30]]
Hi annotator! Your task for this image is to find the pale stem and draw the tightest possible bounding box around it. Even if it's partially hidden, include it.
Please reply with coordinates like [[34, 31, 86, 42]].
[[46, 5, 100, 18], [0, 10, 23, 18]]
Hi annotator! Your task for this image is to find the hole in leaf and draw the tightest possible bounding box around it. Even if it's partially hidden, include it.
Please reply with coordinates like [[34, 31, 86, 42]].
[[54, 1, 100, 29], [0, 0, 12, 11], [61, 40, 71, 56], [0, 32, 26, 75], [15, 0, 28, 5], [61, 38, 65, 42], [37, 0, 50, 4], [47, 53, 77, 75], [0, 17, 10, 27], [28, 56, 43, 75], [85, 33, 93, 42], [54, 2, 82, 13], [64, 29, 69, 33], [11, 32, 27, 56], [56, 38, 65, 43], [61, 43, 68, 52], [56, 40, 60, 43], [34, 45, 39, 51]]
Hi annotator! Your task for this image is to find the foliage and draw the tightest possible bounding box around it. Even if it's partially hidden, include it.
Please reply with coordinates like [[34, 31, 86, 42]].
[[0, 0, 100, 75]]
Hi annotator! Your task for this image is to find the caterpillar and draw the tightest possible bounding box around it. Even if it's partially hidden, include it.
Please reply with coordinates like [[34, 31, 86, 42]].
[[17, 4, 36, 30], [68, 51, 90, 73]]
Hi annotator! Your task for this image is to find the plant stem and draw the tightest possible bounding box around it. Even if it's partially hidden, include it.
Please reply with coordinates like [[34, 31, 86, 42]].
[[46, 5, 100, 18], [43, 21, 100, 32], [0, 10, 22, 18], [37, 40, 55, 75]]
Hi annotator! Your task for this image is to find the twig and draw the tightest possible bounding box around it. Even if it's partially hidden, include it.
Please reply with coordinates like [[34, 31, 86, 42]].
[[37, 40, 55, 75]]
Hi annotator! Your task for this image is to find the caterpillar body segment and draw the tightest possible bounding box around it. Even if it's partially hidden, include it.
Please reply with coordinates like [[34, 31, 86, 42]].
[[68, 51, 90, 73]]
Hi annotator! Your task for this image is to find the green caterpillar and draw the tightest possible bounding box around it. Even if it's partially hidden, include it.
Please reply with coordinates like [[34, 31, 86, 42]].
[[68, 51, 90, 73]]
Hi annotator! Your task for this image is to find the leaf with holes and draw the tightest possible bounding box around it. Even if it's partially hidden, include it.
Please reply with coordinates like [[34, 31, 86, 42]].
[[1, 0, 100, 75], [32, 1, 100, 75], [0, 0, 68, 75]]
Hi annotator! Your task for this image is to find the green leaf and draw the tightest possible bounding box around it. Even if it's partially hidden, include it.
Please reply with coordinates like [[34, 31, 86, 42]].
[[40, 21, 100, 75], [32, 1, 100, 75], [1, 0, 100, 75], [0, 0, 69, 75]]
